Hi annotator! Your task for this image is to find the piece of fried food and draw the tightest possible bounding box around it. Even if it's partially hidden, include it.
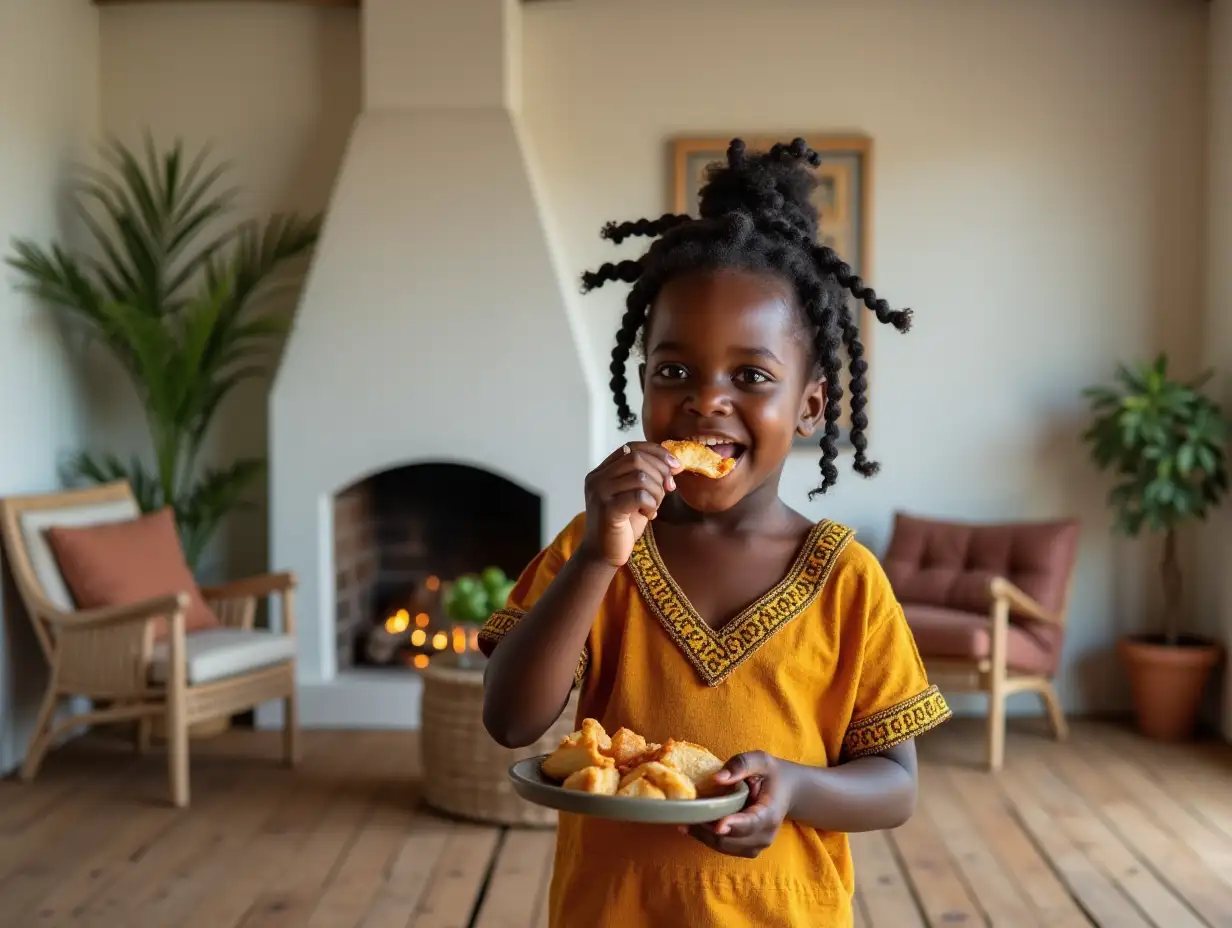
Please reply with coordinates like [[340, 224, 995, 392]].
[[563, 764, 620, 795], [616, 777, 667, 800], [541, 718, 615, 781], [661, 440, 736, 479], [606, 727, 662, 772], [656, 739, 726, 796], [617, 761, 698, 800]]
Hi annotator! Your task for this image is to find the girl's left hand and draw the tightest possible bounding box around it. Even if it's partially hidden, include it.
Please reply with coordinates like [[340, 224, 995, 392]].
[[680, 751, 795, 858]]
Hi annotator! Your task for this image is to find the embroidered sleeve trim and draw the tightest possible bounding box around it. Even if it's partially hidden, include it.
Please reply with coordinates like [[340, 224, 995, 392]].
[[841, 685, 953, 759], [478, 607, 588, 688]]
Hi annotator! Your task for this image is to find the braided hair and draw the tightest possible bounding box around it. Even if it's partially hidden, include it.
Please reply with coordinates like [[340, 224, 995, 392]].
[[580, 137, 912, 498]]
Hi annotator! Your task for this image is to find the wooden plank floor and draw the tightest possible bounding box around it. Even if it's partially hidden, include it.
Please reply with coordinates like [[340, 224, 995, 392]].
[[1, 718, 1229, 927]]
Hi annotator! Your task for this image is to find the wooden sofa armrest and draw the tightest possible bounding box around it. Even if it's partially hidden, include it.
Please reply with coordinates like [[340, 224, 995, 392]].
[[50, 597, 190, 697], [988, 577, 1064, 626], [200, 571, 296, 602], [47, 592, 192, 630]]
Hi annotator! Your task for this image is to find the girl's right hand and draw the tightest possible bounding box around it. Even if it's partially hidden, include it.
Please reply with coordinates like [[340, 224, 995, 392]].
[[580, 442, 682, 567]]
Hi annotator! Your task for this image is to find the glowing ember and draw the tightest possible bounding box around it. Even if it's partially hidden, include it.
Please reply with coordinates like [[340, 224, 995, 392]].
[[384, 609, 410, 634]]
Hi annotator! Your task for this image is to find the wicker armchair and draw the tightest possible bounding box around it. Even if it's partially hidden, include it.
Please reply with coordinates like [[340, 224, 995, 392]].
[[0, 481, 299, 807]]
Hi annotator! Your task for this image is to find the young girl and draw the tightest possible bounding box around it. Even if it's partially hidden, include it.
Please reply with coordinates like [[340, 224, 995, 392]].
[[479, 138, 951, 927]]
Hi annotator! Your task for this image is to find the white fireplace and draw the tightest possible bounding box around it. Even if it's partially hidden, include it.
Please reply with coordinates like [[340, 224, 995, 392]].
[[261, 0, 596, 729]]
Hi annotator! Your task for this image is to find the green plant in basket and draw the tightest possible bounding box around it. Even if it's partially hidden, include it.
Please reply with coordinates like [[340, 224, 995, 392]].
[[444, 567, 517, 625], [1080, 353, 1228, 740]]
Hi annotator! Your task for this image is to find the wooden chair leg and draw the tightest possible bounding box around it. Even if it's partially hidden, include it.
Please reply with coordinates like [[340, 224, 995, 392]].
[[165, 617, 190, 808], [282, 689, 300, 768], [20, 679, 61, 781], [167, 711, 189, 808], [987, 686, 1006, 772], [987, 600, 1009, 772], [136, 718, 153, 755], [1038, 681, 1068, 741]]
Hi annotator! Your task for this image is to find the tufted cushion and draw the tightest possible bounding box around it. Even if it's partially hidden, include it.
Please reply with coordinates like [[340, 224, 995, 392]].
[[883, 512, 1080, 675], [903, 604, 1056, 675]]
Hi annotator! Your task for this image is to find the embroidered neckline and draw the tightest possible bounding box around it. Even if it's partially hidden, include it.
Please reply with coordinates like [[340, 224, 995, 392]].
[[627, 519, 854, 686]]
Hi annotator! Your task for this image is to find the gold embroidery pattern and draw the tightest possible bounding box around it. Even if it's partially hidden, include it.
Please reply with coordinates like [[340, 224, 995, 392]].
[[628, 520, 855, 687], [841, 685, 952, 759], [478, 607, 589, 687]]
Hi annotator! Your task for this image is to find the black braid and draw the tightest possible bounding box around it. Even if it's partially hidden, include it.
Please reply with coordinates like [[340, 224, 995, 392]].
[[601, 214, 693, 245], [580, 260, 644, 294], [580, 137, 913, 496]]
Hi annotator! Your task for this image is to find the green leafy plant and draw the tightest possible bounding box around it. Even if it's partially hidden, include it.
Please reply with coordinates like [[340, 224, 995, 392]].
[[5, 135, 320, 569], [1081, 354, 1229, 644], [444, 567, 517, 625]]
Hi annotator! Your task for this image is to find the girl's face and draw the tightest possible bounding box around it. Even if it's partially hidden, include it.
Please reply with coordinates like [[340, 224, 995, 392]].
[[639, 268, 826, 513]]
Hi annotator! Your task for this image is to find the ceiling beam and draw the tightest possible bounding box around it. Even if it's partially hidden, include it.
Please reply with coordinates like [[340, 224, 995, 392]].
[[92, 1, 361, 7], [92, 0, 565, 5]]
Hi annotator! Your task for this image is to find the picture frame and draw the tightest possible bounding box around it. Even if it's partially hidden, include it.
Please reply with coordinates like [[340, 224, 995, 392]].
[[669, 135, 873, 449]]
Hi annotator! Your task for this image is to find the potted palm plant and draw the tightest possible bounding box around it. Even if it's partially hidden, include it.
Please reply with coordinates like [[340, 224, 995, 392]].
[[1082, 354, 1229, 740], [6, 134, 319, 570]]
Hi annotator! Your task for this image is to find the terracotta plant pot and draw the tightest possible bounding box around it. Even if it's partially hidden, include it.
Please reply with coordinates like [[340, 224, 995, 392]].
[[1117, 634, 1225, 741]]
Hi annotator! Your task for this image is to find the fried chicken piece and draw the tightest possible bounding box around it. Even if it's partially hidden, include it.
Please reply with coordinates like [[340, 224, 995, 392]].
[[656, 739, 726, 796], [563, 764, 620, 795], [617, 761, 698, 800], [616, 777, 667, 800], [605, 727, 662, 772], [661, 440, 736, 479], [541, 718, 615, 781]]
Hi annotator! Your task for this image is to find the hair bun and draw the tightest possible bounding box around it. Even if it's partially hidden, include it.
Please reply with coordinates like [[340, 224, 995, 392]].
[[696, 138, 820, 241]]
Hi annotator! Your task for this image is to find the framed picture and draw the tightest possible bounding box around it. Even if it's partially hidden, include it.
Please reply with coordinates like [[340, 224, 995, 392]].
[[669, 135, 873, 448]]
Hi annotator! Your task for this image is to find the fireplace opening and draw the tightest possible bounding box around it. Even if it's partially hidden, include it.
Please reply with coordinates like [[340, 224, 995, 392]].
[[333, 463, 542, 671]]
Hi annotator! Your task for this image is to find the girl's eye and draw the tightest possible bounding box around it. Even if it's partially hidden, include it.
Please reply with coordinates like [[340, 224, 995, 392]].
[[736, 368, 772, 385], [655, 363, 688, 380]]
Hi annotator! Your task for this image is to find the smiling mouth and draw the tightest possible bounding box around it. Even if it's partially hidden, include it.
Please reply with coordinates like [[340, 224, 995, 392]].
[[676, 436, 748, 464]]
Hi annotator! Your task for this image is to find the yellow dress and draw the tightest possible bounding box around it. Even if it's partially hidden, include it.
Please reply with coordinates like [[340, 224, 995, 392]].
[[479, 513, 951, 928]]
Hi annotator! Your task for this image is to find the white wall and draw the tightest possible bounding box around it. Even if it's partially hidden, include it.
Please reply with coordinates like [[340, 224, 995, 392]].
[[86, 0, 1213, 720], [522, 0, 1210, 716], [1207, 0, 1232, 739], [0, 0, 99, 775], [97, 3, 361, 584]]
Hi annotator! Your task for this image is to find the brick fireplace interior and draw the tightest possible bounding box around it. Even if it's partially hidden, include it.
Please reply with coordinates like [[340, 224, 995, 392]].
[[332, 463, 542, 672]]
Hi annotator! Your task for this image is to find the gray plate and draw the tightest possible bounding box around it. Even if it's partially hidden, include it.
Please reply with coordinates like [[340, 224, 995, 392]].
[[508, 755, 750, 824]]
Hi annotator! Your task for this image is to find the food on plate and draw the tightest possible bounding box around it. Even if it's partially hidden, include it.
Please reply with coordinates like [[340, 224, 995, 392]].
[[539, 719, 731, 802], [617, 761, 698, 800], [540, 718, 615, 781], [660, 440, 737, 479], [608, 727, 661, 773], [655, 739, 726, 796], [616, 777, 667, 800], [563, 764, 620, 795]]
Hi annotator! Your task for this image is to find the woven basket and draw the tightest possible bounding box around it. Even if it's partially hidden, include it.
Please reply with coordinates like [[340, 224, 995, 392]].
[[420, 660, 579, 827]]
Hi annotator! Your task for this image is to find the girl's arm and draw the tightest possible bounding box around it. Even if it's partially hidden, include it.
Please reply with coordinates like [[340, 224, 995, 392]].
[[779, 740, 918, 832], [481, 549, 616, 748], [482, 441, 679, 748], [686, 742, 918, 856]]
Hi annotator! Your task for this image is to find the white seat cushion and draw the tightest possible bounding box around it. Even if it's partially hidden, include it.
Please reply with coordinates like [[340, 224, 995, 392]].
[[149, 628, 296, 685]]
